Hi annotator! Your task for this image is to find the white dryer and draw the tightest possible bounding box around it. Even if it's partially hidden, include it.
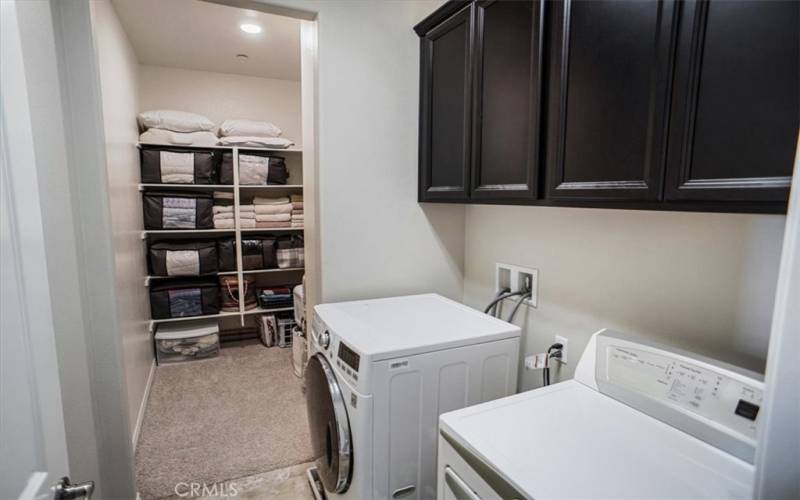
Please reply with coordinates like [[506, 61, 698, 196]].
[[305, 294, 521, 500], [437, 329, 765, 499]]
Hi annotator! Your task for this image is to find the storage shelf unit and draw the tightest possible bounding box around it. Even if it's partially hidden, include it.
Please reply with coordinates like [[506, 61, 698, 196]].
[[140, 144, 304, 333]]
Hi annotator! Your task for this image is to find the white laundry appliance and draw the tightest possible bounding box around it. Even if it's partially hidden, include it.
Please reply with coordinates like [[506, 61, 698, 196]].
[[437, 329, 764, 499], [305, 294, 521, 499]]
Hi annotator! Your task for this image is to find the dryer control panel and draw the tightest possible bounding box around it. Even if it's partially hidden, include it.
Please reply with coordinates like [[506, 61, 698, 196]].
[[593, 332, 764, 463]]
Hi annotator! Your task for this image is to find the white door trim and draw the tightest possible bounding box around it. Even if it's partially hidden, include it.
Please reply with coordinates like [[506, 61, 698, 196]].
[[1, 0, 70, 496], [753, 133, 800, 499]]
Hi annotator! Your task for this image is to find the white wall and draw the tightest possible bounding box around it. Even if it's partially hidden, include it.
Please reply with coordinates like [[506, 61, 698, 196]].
[[91, 0, 154, 438], [462, 205, 785, 390], [138, 65, 302, 146], [267, 0, 465, 303]]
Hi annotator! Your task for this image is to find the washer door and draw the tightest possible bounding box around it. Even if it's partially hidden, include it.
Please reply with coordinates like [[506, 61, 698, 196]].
[[306, 353, 352, 493]]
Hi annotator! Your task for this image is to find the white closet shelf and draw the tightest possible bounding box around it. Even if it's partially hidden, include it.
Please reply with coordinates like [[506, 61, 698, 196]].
[[142, 229, 235, 238], [145, 268, 304, 285], [238, 184, 303, 190], [220, 267, 304, 276], [139, 183, 233, 190], [137, 142, 302, 153], [242, 306, 294, 316], [240, 227, 304, 233], [149, 311, 241, 331]]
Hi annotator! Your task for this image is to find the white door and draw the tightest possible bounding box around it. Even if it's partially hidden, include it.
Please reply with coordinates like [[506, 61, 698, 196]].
[[0, 1, 83, 498]]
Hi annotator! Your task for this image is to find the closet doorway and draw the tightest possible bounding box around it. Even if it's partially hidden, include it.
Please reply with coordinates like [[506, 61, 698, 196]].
[[91, 0, 319, 497]]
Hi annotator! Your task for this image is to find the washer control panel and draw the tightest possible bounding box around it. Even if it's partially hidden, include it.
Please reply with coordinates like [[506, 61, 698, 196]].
[[594, 332, 764, 462], [605, 346, 762, 437]]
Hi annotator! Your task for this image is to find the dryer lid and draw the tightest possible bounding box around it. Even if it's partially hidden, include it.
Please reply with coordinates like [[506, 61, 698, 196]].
[[314, 294, 520, 361]]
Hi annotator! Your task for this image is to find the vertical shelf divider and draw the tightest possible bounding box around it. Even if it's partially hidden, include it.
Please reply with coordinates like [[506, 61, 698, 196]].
[[232, 147, 246, 326]]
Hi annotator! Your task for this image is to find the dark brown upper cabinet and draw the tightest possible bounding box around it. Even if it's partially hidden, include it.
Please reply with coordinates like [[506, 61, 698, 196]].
[[417, 4, 474, 202], [416, 0, 797, 213], [664, 0, 799, 205], [470, 0, 543, 201], [545, 0, 677, 202]]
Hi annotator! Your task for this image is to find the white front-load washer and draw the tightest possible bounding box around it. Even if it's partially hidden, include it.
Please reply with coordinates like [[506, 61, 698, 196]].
[[305, 293, 521, 500]]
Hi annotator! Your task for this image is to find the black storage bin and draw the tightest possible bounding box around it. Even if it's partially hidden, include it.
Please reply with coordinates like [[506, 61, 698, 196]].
[[148, 240, 219, 276], [149, 278, 220, 319], [220, 151, 289, 185], [218, 236, 277, 271], [140, 146, 220, 184], [142, 191, 214, 230]]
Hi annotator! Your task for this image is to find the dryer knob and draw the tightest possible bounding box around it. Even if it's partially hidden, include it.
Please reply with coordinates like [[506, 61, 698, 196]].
[[319, 330, 330, 349]]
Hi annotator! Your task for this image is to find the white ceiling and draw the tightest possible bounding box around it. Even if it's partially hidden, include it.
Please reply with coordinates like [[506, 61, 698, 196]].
[[112, 0, 301, 81]]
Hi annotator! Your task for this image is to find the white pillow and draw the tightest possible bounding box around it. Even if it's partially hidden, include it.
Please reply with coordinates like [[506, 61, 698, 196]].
[[217, 136, 295, 148], [138, 110, 216, 133], [219, 119, 282, 138]]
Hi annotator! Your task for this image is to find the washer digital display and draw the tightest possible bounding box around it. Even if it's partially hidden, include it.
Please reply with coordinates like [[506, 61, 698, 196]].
[[338, 342, 360, 371]]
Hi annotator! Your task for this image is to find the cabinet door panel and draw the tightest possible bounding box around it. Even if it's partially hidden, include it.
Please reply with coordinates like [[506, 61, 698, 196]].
[[419, 6, 473, 202], [471, 0, 543, 200], [546, 0, 676, 201], [665, 0, 798, 203]]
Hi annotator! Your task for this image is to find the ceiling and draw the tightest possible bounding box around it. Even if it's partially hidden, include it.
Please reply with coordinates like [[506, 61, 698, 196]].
[[112, 0, 301, 81]]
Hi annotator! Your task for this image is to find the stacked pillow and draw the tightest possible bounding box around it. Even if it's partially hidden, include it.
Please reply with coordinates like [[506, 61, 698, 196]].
[[138, 110, 219, 146], [218, 119, 295, 149], [137, 111, 296, 149]]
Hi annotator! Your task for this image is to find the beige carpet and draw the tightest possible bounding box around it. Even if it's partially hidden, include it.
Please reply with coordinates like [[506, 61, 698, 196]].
[[135, 343, 314, 499]]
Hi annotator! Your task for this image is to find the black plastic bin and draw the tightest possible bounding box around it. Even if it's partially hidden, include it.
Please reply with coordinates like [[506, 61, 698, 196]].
[[140, 145, 220, 184]]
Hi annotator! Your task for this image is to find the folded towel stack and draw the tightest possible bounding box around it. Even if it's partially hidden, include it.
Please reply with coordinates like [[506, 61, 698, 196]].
[[213, 205, 257, 228], [213, 205, 235, 229], [290, 194, 304, 228], [252, 196, 292, 228]]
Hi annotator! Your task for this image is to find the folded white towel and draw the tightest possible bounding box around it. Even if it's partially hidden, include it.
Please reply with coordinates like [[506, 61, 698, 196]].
[[238, 204, 256, 213], [214, 191, 234, 200], [214, 219, 235, 229], [254, 204, 293, 215], [213, 206, 233, 214], [256, 213, 291, 222], [239, 211, 256, 219], [239, 219, 256, 228], [253, 196, 290, 205], [214, 213, 234, 220]]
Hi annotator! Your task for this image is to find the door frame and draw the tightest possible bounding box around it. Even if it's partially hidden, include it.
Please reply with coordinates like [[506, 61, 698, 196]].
[[1, 1, 71, 496], [10, 0, 139, 497], [753, 133, 800, 499]]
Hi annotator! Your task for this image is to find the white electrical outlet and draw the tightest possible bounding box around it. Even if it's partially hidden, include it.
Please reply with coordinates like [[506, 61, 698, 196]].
[[495, 263, 539, 307], [554, 335, 568, 364]]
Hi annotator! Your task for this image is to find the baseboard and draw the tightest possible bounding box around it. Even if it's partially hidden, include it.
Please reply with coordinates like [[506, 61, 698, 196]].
[[132, 360, 156, 451]]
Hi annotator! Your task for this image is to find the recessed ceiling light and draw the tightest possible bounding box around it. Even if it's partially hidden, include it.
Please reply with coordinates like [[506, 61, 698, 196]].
[[240, 23, 262, 34]]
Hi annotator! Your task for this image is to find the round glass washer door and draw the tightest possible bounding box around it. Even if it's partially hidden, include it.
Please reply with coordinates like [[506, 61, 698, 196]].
[[305, 353, 352, 493]]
